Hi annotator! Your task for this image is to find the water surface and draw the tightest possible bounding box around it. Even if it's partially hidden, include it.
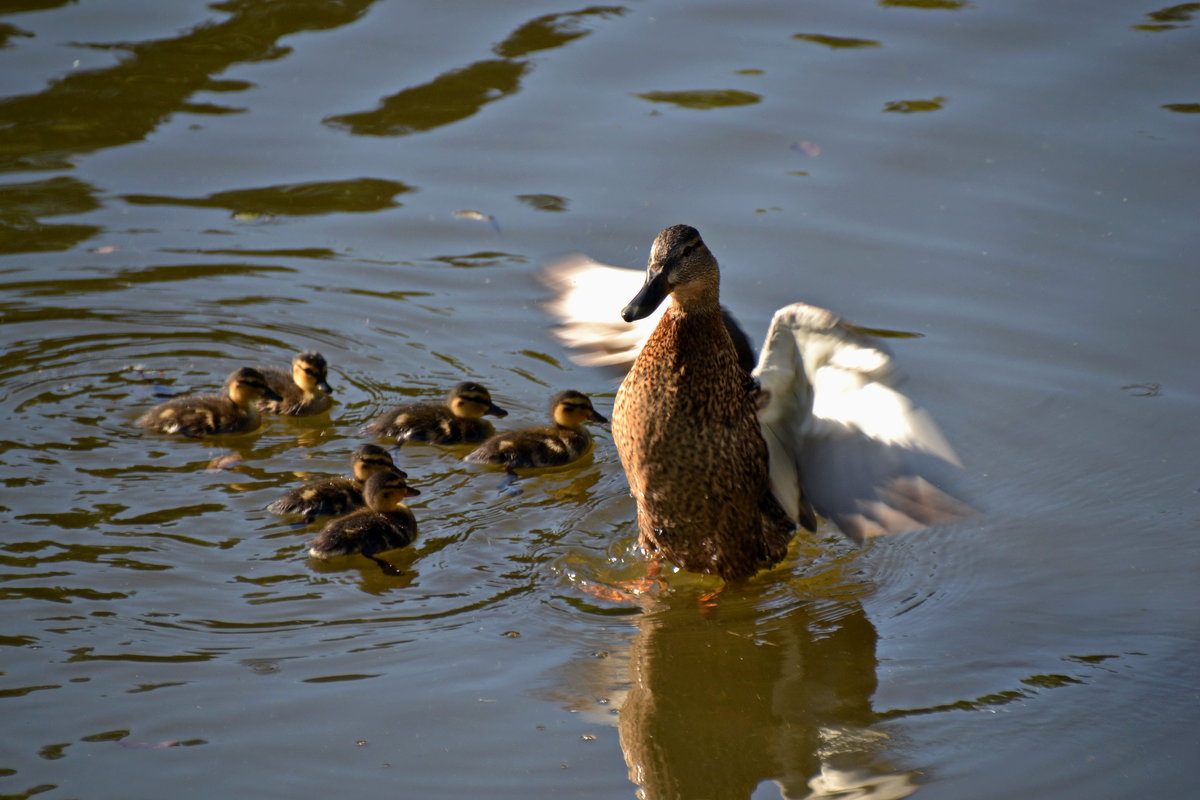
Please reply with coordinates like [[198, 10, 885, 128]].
[[1, 0, 1197, 798]]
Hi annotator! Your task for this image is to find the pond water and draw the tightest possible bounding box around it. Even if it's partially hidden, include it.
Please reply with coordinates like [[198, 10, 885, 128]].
[[1, 0, 1197, 798]]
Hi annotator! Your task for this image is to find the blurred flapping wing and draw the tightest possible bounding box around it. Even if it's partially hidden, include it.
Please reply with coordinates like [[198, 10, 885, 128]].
[[753, 303, 970, 542]]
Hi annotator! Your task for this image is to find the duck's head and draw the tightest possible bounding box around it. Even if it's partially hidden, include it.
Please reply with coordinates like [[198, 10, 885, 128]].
[[225, 367, 282, 406], [362, 469, 420, 512], [352, 443, 406, 481], [292, 351, 333, 394], [550, 390, 608, 429], [447, 382, 508, 420], [622, 224, 718, 321]]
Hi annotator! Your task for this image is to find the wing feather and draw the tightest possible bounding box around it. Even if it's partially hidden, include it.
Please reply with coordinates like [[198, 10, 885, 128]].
[[753, 303, 970, 542], [539, 255, 655, 368]]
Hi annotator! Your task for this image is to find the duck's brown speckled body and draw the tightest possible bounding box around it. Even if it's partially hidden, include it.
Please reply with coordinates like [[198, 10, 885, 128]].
[[268, 444, 404, 520], [612, 225, 794, 582], [306, 470, 420, 558], [257, 351, 333, 416], [464, 390, 607, 470], [367, 382, 507, 445], [137, 367, 281, 437]]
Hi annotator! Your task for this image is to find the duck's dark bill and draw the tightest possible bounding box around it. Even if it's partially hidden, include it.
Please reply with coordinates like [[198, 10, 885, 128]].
[[621, 269, 670, 322]]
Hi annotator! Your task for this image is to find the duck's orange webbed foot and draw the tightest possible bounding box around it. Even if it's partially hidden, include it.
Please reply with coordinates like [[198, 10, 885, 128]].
[[577, 560, 664, 605]]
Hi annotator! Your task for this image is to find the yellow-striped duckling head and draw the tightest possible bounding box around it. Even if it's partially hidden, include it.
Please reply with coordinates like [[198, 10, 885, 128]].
[[225, 367, 283, 407], [447, 381, 508, 420], [291, 351, 333, 395], [551, 389, 608, 430], [361, 468, 420, 512], [352, 443, 406, 481]]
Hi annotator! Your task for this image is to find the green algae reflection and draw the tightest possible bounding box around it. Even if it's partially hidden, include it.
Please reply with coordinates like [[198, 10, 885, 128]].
[[792, 33, 882, 49], [634, 89, 761, 110]]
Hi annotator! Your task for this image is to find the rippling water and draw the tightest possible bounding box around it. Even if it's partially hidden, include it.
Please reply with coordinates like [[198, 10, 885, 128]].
[[2, 1, 1197, 798]]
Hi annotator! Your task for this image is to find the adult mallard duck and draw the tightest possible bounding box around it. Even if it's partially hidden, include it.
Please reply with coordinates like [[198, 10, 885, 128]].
[[545, 224, 969, 582], [257, 350, 333, 416], [268, 443, 405, 520], [367, 382, 508, 445], [464, 390, 607, 471], [306, 470, 420, 558], [137, 367, 281, 437]]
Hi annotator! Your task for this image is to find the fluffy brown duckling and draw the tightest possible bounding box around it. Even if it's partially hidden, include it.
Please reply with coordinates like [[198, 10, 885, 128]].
[[464, 390, 607, 471], [137, 367, 281, 437], [367, 381, 508, 445], [306, 470, 420, 559], [268, 444, 405, 521], [257, 351, 333, 416]]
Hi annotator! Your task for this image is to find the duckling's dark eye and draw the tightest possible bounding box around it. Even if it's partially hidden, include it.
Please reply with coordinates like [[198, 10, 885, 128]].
[[678, 242, 698, 259]]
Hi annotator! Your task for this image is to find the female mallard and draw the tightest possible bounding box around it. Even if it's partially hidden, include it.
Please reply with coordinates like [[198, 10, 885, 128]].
[[257, 351, 333, 416], [464, 390, 607, 470], [306, 470, 420, 559], [367, 382, 508, 445], [558, 225, 969, 582], [268, 443, 405, 520], [137, 367, 281, 437]]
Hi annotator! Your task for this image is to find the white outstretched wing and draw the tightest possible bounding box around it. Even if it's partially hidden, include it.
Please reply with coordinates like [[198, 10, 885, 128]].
[[539, 257, 971, 542], [539, 255, 656, 369], [753, 303, 970, 542]]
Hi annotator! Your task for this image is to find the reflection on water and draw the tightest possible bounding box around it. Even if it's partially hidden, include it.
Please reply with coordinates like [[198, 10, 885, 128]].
[[634, 89, 762, 110], [1132, 3, 1200, 31], [324, 7, 626, 137], [121, 177, 414, 217], [0, 0, 377, 174], [617, 590, 906, 799], [0, 176, 101, 254]]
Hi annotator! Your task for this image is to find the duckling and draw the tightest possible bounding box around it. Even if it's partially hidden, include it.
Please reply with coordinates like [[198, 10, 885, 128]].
[[367, 381, 508, 445], [548, 225, 968, 582], [137, 367, 281, 437], [464, 390, 607, 470], [268, 443, 406, 520], [306, 470, 420, 559], [257, 351, 333, 416]]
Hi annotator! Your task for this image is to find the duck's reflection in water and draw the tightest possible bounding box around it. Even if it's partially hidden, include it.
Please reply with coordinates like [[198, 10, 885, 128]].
[[614, 591, 916, 800]]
